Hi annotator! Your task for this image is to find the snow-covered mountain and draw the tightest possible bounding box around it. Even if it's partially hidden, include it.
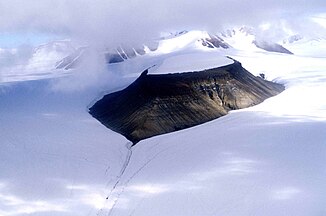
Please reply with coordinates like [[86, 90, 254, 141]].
[[1, 27, 305, 81], [1, 25, 326, 216], [54, 28, 297, 71], [220, 26, 293, 54], [3, 26, 325, 84], [53, 30, 230, 70]]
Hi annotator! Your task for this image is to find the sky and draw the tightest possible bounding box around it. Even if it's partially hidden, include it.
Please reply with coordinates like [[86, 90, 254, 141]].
[[0, 0, 325, 48]]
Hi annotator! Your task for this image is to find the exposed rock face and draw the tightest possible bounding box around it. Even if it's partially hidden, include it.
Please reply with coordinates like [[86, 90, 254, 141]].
[[89, 61, 284, 145], [201, 34, 230, 49]]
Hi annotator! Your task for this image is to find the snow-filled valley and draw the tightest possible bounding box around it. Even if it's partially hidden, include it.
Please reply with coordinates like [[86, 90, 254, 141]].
[[1, 30, 326, 216]]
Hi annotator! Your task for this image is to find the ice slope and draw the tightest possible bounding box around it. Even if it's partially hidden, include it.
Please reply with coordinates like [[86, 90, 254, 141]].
[[1, 37, 326, 216]]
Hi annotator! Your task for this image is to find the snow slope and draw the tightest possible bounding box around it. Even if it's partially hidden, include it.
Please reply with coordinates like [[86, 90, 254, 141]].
[[154, 30, 220, 54], [221, 27, 260, 52], [150, 52, 233, 74], [221, 27, 294, 54], [283, 37, 326, 57], [1, 34, 326, 216]]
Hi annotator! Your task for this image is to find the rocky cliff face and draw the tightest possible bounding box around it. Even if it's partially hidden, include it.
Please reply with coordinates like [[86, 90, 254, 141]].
[[89, 61, 284, 145], [200, 34, 230, 49]]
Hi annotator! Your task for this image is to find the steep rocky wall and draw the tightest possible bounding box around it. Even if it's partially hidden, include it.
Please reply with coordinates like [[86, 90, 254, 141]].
[[89, 61, 284, 145]]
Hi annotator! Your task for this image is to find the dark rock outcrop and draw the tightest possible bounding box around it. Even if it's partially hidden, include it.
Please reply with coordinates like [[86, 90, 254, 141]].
[[201, 34, 230, 49], [89, 61, 284, 145], [105, 53, 125, 64]]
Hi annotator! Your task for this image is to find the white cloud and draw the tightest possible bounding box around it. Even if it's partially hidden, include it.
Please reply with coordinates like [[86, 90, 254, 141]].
[[1, 0, 326, 48], [0, 45, 33, 71]]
